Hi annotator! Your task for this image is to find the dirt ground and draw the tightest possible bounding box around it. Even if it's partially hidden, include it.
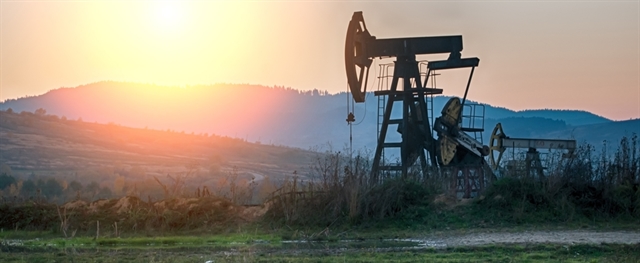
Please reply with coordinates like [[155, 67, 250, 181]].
[[408, 230, 640, 248]]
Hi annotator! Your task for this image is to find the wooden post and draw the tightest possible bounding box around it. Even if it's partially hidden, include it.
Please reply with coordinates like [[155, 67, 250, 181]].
[[96, 220, 99, 239]]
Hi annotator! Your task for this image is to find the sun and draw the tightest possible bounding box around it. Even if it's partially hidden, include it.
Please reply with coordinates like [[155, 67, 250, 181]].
[[153, 2, 184, 33]]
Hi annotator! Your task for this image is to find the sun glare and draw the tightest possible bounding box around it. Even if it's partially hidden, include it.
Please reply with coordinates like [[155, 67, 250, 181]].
[[153, 2, 183, 32]]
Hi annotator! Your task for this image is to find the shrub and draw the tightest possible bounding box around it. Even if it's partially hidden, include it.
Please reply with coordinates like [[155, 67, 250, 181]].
[[478, 134, 639, 222]]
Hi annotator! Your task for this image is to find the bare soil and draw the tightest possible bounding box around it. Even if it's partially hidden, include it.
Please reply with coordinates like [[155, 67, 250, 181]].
[[411, 230, 640, 248]]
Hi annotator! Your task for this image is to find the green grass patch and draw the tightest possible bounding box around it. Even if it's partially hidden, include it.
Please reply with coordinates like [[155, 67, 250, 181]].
[[0, 230, 61, 240], [1, 244, 638, 263], [9, 233, 282, 249]]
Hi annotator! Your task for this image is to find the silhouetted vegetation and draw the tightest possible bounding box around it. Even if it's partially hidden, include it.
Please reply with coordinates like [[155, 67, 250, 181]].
[[478, 134, 639, 221], [265, 135, 639, 229], [0, 173, 16, 190], [0, 195, 254, 235]]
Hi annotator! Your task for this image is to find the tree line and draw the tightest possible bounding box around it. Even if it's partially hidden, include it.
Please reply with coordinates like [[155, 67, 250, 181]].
[[0, 166, 112, 204]]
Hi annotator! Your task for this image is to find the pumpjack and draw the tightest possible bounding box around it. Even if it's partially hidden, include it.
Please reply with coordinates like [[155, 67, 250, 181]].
[[345, 11, 491, 190], [489, 123, 576, 179]]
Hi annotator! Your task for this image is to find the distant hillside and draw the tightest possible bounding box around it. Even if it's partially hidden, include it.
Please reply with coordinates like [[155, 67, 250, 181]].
[[543, 119, 640, 147], [0, 108, 315, 173], [440, 98, 611, 127], [0, 109, 318, 200], [482, 117, 639, 148], [511, 109, 611, 126], [483, 117, 570, 139], [0, 81, 628, 151]]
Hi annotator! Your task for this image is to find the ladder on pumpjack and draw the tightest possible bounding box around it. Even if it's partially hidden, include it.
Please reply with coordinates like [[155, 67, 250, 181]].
[[375, 61, 441, 176]]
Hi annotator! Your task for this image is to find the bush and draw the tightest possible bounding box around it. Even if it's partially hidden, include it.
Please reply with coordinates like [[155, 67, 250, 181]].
[[361, 179, 432, 220], [478, 134, 639, 222], [264, 151, 436, 227]]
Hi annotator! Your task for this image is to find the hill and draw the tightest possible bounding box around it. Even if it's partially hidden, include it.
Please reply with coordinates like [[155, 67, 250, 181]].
[[0, 109, 316, 203], [0, 82, 351, 149], [0, 81, 632, 152], [543, 118, 640, 147]]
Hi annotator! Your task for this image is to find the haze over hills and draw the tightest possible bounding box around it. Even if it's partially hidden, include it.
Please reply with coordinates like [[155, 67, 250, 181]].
[[1, 81, 637, 151], [0, 108, 318, 202]]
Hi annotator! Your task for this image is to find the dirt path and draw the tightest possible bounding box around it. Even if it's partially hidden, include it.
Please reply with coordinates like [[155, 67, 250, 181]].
[[247, 171, 265, 182], [411, 230, 640, 248]]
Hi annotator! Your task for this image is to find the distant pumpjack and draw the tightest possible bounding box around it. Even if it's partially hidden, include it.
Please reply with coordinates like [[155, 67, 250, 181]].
[[489, 123, 577, 179]]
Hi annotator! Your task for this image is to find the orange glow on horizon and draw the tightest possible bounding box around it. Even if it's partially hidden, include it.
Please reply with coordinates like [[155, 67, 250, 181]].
[[50, 83, 295, 140], [1, 2, 638, 120]]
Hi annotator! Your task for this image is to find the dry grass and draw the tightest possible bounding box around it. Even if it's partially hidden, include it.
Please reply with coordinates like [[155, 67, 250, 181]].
[[1, 194, 268, 237]]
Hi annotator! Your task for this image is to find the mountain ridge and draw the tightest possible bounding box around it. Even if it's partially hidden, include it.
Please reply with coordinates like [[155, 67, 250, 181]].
[[0, 81, 634, 151]]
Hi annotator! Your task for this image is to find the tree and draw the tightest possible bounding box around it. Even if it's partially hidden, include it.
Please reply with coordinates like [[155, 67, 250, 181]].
[[36, 179, 45, 189], [86, 181, 100, 198], [0, 173, 16, 190], [7, 182, 20, 196], [0, 164, 12, 176], [21, 179, 37, 196], [42, 178, 63, 197], [35, 108, 47, 116], [68, 180, 83, 192], [96, 187, 112, 199], [113, 175, 126, 195]]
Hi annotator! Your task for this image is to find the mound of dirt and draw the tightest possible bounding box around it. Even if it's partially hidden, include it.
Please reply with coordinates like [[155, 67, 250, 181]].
[[239, 204, 270, 221], [153, 196, 234, 213], [62, 200, 88, 210], [433, 194, 456, 207], [82, 196, 150, 214], [88, 199, 112, 213], [113, 196, 147, 214], [4, 195, 269, 233]]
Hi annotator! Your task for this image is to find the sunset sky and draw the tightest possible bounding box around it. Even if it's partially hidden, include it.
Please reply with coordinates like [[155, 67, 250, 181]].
[[1, 1, 638, 120]]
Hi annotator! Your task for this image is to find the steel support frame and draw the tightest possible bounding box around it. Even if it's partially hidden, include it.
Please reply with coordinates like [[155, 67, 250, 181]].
[[525, 148, 545, 180], [451, 165, 485, 199], [371, 55, 437, 183]]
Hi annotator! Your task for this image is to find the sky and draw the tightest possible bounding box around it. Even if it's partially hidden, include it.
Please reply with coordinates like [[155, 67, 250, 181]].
[[1, 1, 638, 120]]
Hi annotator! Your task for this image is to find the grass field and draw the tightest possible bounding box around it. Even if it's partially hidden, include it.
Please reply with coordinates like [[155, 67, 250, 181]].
[[2, 241, 639, 262], [2, 228, 640, 263]]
